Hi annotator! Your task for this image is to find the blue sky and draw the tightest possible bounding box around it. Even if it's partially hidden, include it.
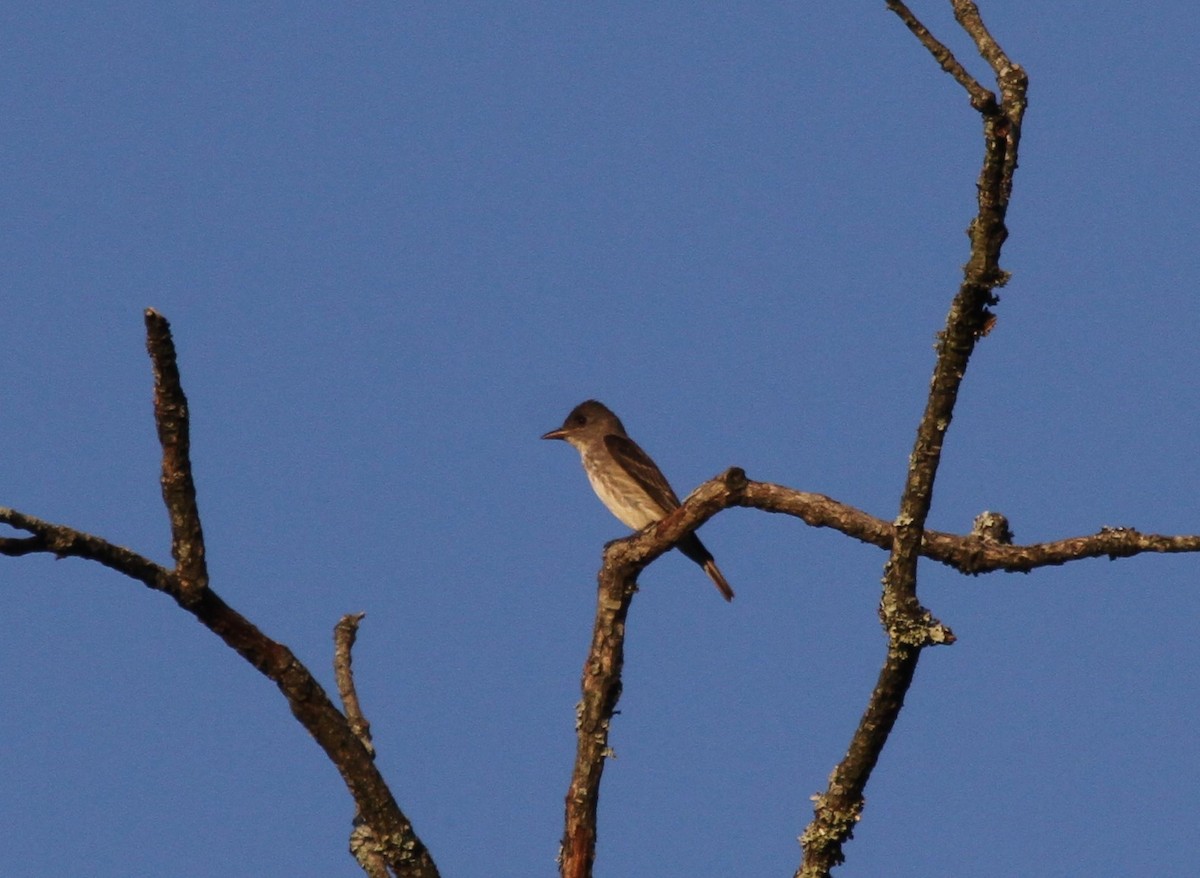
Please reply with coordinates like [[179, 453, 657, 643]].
[[2, 3, 1198, 876]]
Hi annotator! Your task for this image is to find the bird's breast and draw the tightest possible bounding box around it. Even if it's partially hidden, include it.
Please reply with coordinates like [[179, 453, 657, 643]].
[[581, 452, 661, 530]]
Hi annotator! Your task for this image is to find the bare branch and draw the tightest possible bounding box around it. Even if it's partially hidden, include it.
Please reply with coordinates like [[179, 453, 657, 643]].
[[797, 3, 1031, 874], [0, 8, 1166, 876], [952, 0, 1021, 79], [886, 0, 996, 112], [335, 613, 375, 757], [557, 452, 1200, 876], [560, 538, 641, 878], [0, 507, 172, 589], [8, 409, 1192, 878], [550, 472, 1200, 590], [730, 484, 1200, 574], [11, 477, 1191, 608], [334, 612, 391, 878], [0, 505, 437, 877], [145, 308, 209, 597], [2, 314, 440, 878]]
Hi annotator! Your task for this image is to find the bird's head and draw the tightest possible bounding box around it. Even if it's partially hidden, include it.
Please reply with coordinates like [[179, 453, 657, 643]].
[[541, 400, 626, 445]]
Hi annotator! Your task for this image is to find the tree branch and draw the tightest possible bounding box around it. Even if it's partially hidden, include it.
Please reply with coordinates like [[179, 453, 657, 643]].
[[796, 3, 1030, 875], [886, 0, 996, 112], [7, 435, 1191, 878], [560, 555, 638, 878], [558, 466, 704, 878], [146, 308, 209, 598], [335, 613, 376, 758], [0, 507, 173, 588], [1, 315, 439, 878], [0, 7, 1168, 877], [336, 613, 393, 878], [11, 479, 1190, 594], [556, 453, 1200, 877]]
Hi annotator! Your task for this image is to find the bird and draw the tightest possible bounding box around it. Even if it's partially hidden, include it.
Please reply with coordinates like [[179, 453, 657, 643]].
[[541, 400, 734, 601]]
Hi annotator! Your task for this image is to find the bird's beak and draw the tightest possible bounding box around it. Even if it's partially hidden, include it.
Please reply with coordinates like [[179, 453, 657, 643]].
[[541, 427, 569, 441]]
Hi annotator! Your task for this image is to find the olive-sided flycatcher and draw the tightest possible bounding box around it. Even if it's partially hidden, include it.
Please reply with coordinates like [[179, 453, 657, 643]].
[[542, 400, 734, 601]]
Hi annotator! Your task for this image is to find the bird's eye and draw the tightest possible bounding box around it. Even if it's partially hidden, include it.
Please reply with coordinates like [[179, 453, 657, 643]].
[[572, 414, 587, 426]]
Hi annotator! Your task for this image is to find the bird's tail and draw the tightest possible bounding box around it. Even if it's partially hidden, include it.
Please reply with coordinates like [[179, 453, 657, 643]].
[[676, 533, 735, 602], [702, 558, 735, 602]]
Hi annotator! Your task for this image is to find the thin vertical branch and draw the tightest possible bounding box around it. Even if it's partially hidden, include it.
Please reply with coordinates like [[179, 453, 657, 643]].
[[560, 566, 637, 878], [336, 613, 391, 877], [797, 4, 1027, 875], [335, 613, 376, 757], [145, 308, 209, 597], [559, 469, 747, 878]]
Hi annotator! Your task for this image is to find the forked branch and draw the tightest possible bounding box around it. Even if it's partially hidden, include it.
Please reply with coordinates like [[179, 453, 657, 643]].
[[0, 312, 437, 878], [800, 3, 1027, 875], [559, 464, 1200, 878]]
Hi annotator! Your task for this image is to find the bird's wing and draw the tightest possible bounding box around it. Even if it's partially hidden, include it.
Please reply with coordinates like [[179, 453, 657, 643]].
[[604, 433, 682, 510]]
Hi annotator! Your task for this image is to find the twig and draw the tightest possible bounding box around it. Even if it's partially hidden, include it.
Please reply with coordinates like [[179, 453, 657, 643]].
[[952, 0, 1019, 79], [145, 309, 209, 597], [335, 613, 386, 878], [886, 0, 996, 112], [335, 613, 375, 757], [0, 507, 173, 588]]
